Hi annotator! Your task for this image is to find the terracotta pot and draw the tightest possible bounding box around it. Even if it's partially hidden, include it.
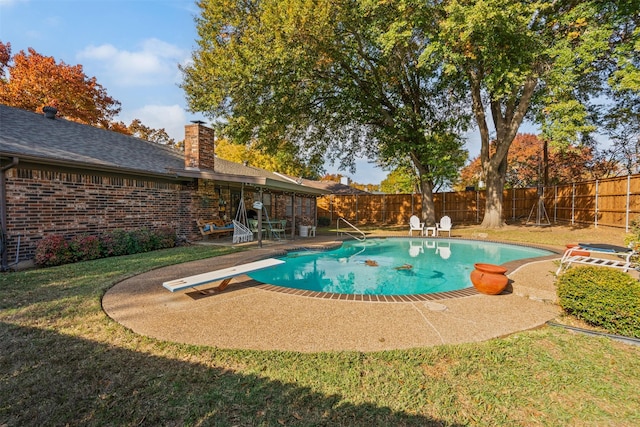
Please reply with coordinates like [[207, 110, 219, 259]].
[[473, 263, 507, 275], [470, 269, 509, 295], [470, 263, 509, 295]]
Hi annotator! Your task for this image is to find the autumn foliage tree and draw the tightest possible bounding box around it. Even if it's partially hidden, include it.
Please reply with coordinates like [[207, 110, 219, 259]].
[[215, 138, 322, 179], [456, 134, 618, 190], [0, 41, 121, 127], [124, 119, 177, 146]]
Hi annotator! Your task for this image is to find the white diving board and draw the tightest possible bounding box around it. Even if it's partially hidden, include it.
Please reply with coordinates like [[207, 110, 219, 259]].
[[163, 258, 285, 293]]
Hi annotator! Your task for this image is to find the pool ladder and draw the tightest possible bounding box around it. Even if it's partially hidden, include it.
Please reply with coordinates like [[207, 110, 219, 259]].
[[336, 217, 366, 241]]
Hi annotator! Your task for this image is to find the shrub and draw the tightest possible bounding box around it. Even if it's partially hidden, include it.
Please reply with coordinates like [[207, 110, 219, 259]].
[[557, 266, 640, 338], [35, 235, 72, 267], [130, 228, 155, 253], [624, 216, 640, 263], [69, 234, 101, 262], [155, 227, 177, 249], [100, 229, 130, 257], [36, 227, 177, 268]]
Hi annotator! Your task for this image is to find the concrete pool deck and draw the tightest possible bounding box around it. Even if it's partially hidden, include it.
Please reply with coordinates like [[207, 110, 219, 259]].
[[102, 235, 564, 353]]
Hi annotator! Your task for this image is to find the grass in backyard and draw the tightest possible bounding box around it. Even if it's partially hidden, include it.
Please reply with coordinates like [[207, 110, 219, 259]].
[[1, 238, 640, 426], [351, 222, 631, 248]]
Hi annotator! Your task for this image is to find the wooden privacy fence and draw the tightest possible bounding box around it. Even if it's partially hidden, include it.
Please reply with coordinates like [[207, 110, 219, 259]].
[[317, 174, 640, 231]]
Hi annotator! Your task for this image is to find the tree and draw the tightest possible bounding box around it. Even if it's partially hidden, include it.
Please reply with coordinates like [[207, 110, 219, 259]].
[[600, 13, 640, 174], [0, 42, 121, 127], [126, 119, 177, 147], [319, 174, 345, 184], [422, 1, 623, 228], [456, 133, 619, 190], [181, 0, 470, 226], [214, 138, 322, 179], [380, 167, 416, 194]]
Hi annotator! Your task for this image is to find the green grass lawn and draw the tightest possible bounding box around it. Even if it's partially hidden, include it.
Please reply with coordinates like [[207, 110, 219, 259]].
[[1, 235, 640, 426]]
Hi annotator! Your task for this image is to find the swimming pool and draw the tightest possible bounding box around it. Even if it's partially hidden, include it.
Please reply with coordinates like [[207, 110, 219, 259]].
[[248, 238, 553, 296]]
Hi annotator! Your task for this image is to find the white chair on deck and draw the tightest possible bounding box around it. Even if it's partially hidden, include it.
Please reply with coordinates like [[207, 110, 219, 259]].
[[436, 216, 452, 237], [408, 215, 424, 236]]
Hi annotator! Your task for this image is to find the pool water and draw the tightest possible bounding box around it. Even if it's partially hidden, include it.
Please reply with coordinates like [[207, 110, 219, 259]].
[[248, 238, 552, 296]]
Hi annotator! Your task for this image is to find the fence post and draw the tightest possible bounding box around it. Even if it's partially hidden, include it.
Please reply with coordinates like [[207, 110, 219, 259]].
[[443, 192, 446, 216], [355, 194, 359, 223], [329, 194, 333, 224], [554, 186, 557, 223], [594, 179, 599, 228], [571, 183, 576, 225], [626, 174, 631, 232]]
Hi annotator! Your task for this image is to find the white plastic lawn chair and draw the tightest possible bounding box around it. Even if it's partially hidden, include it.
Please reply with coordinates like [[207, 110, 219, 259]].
[[408, 215, 424, 236], [436, 216, 452, 237]]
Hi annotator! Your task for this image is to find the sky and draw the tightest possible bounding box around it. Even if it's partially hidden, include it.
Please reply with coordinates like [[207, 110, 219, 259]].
[[0, 0, 489, 184]]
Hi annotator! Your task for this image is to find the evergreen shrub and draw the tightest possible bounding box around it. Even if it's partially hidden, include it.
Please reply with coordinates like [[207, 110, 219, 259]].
[[557, 266, 640, 338], [69, 234, 102, 262], [35, 227, 177, 267], [34, 235, 72, 267]]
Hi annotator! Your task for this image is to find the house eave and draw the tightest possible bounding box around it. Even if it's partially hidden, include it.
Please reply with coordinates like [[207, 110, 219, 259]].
[[0, 152, 332, 196], [173, 169, 330, 195], [0, 153, 188, 182]]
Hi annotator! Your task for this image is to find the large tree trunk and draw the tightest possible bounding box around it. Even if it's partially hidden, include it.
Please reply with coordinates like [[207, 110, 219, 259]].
[[481, 157, 507, 228], [419, 178, 437, 226], [468, 70, 538, 229], [410, 152, 437, 226]]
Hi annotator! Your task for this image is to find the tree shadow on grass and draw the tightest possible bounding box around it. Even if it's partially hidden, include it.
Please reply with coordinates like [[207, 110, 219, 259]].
[[1, 322, 463, 426]]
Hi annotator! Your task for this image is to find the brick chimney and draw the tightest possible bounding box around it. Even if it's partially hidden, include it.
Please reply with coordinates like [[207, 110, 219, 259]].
[[184, 121, 215, 170]]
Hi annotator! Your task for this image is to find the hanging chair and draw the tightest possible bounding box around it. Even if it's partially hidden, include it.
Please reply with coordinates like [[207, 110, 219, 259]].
[[232, 198, 253, 244]]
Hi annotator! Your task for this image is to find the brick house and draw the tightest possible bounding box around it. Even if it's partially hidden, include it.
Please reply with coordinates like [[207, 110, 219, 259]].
[[0, 104, 328, 269]]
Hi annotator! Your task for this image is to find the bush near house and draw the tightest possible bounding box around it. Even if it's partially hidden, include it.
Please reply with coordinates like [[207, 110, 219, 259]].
[[557, 266, 640, 338], [35, 228, 177, 267], [34, 235, 73, 267]]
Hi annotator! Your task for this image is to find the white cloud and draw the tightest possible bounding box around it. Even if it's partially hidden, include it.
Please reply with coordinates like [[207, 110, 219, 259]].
[[120, 104, 188, 142], [0, 0, 28, 8], [77, 38, 186, 87]]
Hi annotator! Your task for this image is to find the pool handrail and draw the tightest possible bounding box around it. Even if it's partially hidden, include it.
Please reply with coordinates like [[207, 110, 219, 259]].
[[336, 217, 366, 241]]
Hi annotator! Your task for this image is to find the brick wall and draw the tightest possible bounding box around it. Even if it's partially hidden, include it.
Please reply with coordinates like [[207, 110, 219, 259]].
[[4, 167, 219, 263], [3, 164, 319, 265]]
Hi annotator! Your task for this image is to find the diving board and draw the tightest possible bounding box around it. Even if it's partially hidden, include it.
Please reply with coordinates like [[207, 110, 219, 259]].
[[163, 258, 285, 293]]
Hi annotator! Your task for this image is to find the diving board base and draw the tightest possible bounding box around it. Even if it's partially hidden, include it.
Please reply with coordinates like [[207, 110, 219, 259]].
[[163, 258, 285, 293]]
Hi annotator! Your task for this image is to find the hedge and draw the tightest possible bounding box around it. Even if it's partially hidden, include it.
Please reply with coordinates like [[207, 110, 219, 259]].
[[557, 266, 640, 338]]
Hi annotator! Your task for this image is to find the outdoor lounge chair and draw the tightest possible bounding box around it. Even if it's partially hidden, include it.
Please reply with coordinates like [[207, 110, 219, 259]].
[[409, 215, 424, 236], [436, 216, 452, 237], [196, 219, 233, 238], [556, 243, 637, 275]]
